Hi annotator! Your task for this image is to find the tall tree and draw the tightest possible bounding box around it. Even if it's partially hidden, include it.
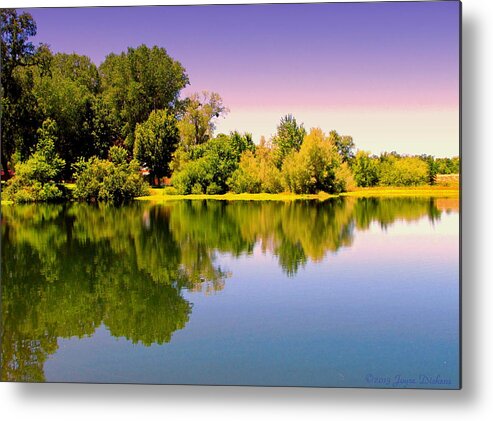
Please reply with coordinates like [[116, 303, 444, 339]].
[[1, 9, 48, 178], [271, 114, 306, 169], [32, 52, 103, 170], [333, 132, 355, 164], [134, 109, 180, 179], [3, 119, 66, 202], [99, 45, 189, 149], [177, 91, 228, 149]]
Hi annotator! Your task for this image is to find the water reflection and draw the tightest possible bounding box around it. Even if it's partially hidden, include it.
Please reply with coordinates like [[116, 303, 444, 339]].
[[1, 197, 458, 382]]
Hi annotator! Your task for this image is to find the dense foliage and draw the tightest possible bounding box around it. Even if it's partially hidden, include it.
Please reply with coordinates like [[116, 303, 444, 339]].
[[72, 146, 148, 202], [177, 91, 228, 149], [271, 114, 306, 169], [1, 10, 460, 202], [281, 128, 342, 194], [99, 44, 189, 149], [228, 146, 283, 194], [435, 157, 460, 174], [134, 109, 180, 179], [171, 132, 254, 194], [3, 119, 66, 202]]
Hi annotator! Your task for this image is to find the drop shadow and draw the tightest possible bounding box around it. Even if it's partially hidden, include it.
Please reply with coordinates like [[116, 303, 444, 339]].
[[9, 4, 478, 408]]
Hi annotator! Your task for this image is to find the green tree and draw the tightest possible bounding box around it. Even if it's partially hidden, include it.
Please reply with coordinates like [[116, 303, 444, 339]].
[[379, 156, 429, 187], [353, 150, 379, 187], [32, 52, 102, 169], [228, 150, 262, 193], [281, 128, 341, 194], [436, 157, 460, 174], [271, 114, 306, 169], [332, 131, 355, 164], [0, 9, 48, 178], [3, 119, 66, 202], [172, 132, 251, 194], [228, 145, 282, 194], [419, 154, 438, 185], [134, 109, 180, 179], [177, 91, 228, 149], [99, 45, 189, 149]]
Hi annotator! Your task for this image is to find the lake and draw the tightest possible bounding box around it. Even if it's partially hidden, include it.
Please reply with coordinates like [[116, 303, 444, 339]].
[[1, 196, 460, 388]]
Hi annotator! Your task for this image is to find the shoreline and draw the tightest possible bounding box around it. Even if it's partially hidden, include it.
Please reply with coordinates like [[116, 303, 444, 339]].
[[137, 186, 459, 202], [1, 186, 459, 206]]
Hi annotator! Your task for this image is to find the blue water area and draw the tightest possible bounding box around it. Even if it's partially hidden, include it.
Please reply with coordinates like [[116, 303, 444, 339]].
[[1, 197, 460, 388]]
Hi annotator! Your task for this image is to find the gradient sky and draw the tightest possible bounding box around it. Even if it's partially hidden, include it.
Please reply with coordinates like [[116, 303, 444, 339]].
[[24, 2, 460, 157]]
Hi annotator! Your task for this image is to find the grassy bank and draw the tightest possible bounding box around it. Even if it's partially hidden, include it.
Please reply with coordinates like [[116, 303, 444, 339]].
[[341, 186, 459, 198], [1, 179, 459, 205], [136, 191, 337, 202], [137, 185, 459, 202]]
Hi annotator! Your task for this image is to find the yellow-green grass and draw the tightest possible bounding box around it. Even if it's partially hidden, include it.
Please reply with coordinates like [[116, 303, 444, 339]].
[[137, 191, 337, 202], [3, 179, 459, 205], [341, 186, 459, 198], [436, 174, 460, 188], [138, 185, 459, 202]]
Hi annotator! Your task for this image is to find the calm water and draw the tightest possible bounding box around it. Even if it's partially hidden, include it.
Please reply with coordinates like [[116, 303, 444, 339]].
[[1, 197, 460, 388]]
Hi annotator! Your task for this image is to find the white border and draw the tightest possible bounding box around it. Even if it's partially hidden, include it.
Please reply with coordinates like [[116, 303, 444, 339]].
[[2, 1, 492, 421]]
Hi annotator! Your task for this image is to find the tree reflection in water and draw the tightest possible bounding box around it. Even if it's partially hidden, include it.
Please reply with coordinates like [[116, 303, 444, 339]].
[[1, 197, 455, 381]]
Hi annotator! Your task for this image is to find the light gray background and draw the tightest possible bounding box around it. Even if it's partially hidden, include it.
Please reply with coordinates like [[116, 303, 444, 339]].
[[1, 0, 490, 420]]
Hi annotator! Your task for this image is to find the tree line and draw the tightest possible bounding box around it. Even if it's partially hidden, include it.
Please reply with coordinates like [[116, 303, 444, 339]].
[[1, 10, 459, 203]]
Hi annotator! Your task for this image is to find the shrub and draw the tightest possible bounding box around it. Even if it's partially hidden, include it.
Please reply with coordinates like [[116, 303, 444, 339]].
[[172, 160, 208, 194], [191, 182, 204, 195], [3, 119, 66, 202], [227, 151, 262, 193], [72, 146, 148, 202], [172, 132, 252, 194], [206, 182, 222, 195], [162, 186, 178, 195]]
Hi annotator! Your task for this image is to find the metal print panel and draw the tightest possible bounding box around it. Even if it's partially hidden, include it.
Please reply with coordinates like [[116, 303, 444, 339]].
[[0, 1, 461, 389]]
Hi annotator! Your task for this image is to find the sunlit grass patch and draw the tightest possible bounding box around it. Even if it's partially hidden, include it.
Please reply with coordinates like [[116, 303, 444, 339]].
[[137, 186, 459, 202], [137, 191, 338, 202], [342, 186, 459, 198]]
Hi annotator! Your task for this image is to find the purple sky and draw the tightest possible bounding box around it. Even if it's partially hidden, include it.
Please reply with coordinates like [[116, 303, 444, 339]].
[[23, 2, 460, 157]]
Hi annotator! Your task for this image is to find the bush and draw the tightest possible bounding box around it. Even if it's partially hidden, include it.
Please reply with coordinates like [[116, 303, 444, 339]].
[[206, 182, 222, 195], [227, 147, 284, 194], [191, 182, 204, 195], [172, 160, 208, 194], [227, 151, 262, 193], [72, 146, 149, 202], [172, 133, 252, 194], [3, 119, 66, 202], [162, 186, 178, 195]]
